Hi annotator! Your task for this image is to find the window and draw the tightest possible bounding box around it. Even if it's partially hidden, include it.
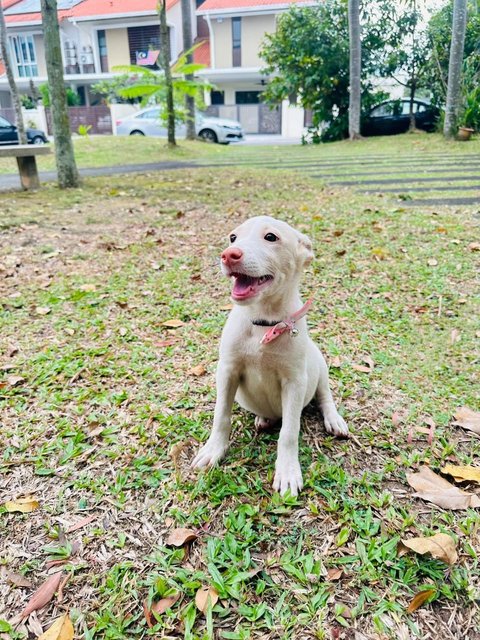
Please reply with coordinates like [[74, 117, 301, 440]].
[[127, 25, 167, 67], [416, 103, 426, 113], [10, 34, 38, 77], [136, 109, 161, 119], [235, 91, 261, 104], [232, 18, 241, 67], [0, 116, 13, 127], [211, 91, 224, 105], [97, 30, 109, 72]]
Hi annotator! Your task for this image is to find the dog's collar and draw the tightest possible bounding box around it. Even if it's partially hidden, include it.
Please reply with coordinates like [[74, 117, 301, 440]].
[[254, 298, 313, 345]]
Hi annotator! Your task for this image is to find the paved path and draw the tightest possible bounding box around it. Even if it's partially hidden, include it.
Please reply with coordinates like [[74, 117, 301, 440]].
[[0, 152, 478, 207]]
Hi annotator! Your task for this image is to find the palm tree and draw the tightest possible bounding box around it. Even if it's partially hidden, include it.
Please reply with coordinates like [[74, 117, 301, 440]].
[[40, 0, 79, 187], [348, 0, 361, 139], [0, 3, 27, 144], [444, 0, 468, 138], [181, 0, 196, 140]]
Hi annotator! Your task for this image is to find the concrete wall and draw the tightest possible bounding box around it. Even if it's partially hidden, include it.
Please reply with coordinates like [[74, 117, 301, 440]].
[[212, 19, 232, 68], [33, 35, 47, 76], [241, 15, 275, 67], [105, 28, 130, 70]]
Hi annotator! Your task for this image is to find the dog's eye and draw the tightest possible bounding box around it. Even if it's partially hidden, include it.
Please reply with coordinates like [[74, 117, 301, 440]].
[[229, 234, 237, 243], [264, 233, 278, 242]]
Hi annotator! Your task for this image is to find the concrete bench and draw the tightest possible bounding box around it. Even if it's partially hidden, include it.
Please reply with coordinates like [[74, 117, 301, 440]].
[[0, 145, 51, 190]]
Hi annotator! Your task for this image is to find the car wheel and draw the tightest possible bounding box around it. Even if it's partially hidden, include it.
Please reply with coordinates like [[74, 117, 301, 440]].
[[199, 129, 218, 143], [32, 136, 46, 145], [130, 130, 145, 136]]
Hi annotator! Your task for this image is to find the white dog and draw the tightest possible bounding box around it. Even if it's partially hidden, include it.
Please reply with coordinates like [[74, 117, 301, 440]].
[[192, 216, 348, 496]]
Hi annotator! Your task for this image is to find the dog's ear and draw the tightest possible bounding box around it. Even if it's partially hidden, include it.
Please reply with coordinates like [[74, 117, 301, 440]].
[[296, 231, 314, 266]]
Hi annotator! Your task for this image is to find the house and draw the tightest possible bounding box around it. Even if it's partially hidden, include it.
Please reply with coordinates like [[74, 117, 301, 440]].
[[0, 0, 196, 108], [196, 0, 312, 134]]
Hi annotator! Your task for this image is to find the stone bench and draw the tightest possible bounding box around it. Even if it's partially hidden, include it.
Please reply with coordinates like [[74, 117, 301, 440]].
[[0, 145, 51, 190]]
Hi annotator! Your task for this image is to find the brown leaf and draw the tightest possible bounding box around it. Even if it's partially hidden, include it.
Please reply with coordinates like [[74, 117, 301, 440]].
[[21, 572, 63, 617], [4, 495, 39, 513], [78, 284, 96, 292], [188, 364, 207, 377], [151, 592, 180, 615], [450, 329, 460, 345], [392, 411, 404, 427], [442, 464, 480, 484], [398, 533, 457, 565], [7, 572, 33, 588], [406, 466, 480, 510], [165, 527, 198, 547], [352, 356, 374, 373], [468, 242, 480, 252], [155, 339, 177, 348], [329, 356, 342, 368], [65, 514, 97, 534], [162, 319, 185, 328], [7, 375, 25, 388], [326, 568, 343, 581], [427, 259, 438, 267], [220, 304, 233, 311], [37, 613, 74, 640], [406, 588, 436, 613], [453, 406, 480, 435], [35, 306, 51, 315], [195, 586, 219, 614]]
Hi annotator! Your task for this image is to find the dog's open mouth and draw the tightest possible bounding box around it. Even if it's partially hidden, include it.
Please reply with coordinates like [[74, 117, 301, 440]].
[[230, 273, 274, 300]]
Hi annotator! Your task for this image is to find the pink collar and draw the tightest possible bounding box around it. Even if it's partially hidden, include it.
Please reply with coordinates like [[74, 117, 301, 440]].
[[260, 298, 313, 345]]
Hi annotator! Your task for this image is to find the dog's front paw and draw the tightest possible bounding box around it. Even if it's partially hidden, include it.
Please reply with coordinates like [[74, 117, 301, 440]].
[[323, 408, 349, 437], [192, 437, 228, 469], [273, 456, 303, 496]]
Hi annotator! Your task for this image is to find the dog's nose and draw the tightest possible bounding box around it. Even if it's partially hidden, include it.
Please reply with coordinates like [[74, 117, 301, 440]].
[[221, 246, 243, 265]]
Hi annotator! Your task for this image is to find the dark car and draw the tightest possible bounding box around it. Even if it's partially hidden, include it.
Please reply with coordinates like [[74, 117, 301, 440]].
[[362, 99, 440, 136], [0, 115, 48, 145]]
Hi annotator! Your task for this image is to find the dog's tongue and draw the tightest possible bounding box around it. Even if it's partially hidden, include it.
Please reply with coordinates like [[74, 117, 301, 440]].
[[233, 274, 257, 298]]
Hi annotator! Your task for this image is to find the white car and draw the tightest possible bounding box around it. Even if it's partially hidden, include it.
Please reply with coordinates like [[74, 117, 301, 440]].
[[115, 107, 244, 144]]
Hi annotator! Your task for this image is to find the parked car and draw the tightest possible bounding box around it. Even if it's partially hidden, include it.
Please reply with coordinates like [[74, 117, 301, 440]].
[[115, 107, 244, 144], [362, 99, 440, 136], [0, 115, 48, 145]]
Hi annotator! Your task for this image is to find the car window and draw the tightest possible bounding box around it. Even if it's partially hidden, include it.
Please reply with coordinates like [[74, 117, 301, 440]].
[[137, 109, 160, 119], [416, 103, 426, 113], [0, 116, 12, 127], [370, 105, 389, 117]]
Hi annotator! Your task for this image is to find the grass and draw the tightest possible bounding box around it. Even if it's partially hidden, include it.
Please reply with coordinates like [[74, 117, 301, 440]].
[[0, 131, 480, 175], [0, 149, 479, 639]]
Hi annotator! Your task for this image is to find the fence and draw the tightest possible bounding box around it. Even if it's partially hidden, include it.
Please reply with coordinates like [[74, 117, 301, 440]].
[[205, 103, 281, 134], [45, 105, 112, 135]]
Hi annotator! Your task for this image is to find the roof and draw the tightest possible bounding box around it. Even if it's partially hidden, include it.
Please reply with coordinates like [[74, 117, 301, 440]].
[[193, 39, 210, 67], [3, 0, 178, 23], [198, 0, 312, 13]]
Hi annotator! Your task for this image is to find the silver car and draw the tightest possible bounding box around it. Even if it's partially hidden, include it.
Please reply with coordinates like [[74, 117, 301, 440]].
[[115, 107, 244, 144]]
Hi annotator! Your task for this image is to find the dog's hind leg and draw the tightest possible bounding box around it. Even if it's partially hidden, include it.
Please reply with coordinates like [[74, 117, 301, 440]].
[[315, 352, 349, 437]]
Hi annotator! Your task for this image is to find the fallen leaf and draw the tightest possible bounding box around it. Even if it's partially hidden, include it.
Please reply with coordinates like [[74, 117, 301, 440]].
[[151, 592, 180, 615], [165, 527, 198, 547], [78, 284, 96, 292], [162, 319, 185, 328], [441, 464, 480, 484], [7, 572, 33, 588], [4, 496, 39, 513], [37, 613, 74, 640], [427, 259, 438, 267], [468, 242, 480, 252], [398, 533, 457, 565], [406, 466, 480, 510], [392, 411, 404, 427], [329, 356, 342, 368], [406, 588, 436, 613], [195, 586, 219, 614], [326, 568, 343, 581], [21, 572, 63, 617], [65, 514, 97, 534], [155, 339, 177, 348], [220, 304, 233, 311], [450, 329, 460, 345], [188, 364, 207, 377], [352, 356, 374, 373], [7, 375, 25, 388], [35, 306, 51, 315], [453, 407, 480, 435]]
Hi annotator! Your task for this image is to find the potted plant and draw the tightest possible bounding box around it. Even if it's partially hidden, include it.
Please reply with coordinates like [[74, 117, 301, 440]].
[[457, 86, 480, 140]]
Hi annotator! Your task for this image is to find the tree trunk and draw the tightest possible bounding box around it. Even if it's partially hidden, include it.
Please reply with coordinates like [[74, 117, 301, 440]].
[[40, 0, 79, 187], [348, 0, 361, 140], [0, 4, 27, 144], [408, 78, 416, 131], [444, 0, 468, 139], [159, 0, 176, 146], [181, 0, 196, 140]]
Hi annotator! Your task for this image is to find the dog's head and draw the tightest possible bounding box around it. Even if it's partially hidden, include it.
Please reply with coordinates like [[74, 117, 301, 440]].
[[221, 216, 314, 304]]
